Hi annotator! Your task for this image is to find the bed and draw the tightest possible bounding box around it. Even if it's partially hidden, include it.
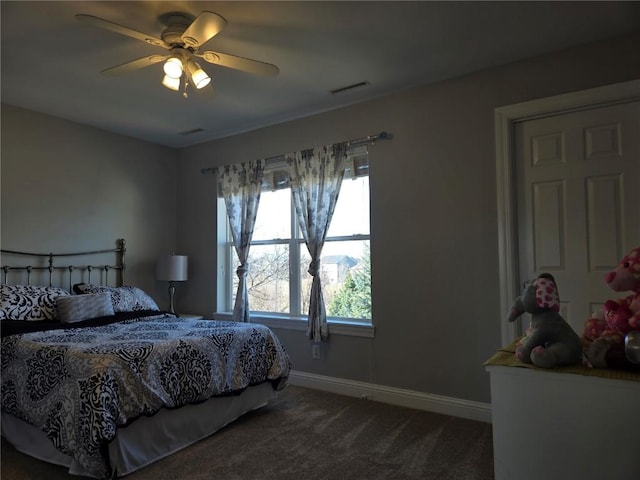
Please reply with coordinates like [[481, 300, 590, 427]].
[[1, 240, 291, 479]]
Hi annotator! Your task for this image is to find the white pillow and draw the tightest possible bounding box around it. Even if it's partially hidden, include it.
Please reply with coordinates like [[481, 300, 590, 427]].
[[56, 292, 115, 323], [73, 284, 159, 312]]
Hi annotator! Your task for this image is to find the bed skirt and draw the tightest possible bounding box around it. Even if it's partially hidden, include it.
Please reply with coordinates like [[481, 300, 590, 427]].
[[2, 382, 278, 478]]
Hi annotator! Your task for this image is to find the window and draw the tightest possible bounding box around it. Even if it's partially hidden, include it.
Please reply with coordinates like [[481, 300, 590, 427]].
[[217, 150, 372, 325]]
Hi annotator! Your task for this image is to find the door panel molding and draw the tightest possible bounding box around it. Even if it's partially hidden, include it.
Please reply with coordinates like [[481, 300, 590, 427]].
[[586, 174, 624, 270], [532, 180, 566, 271], [495, 79, 640, 345]]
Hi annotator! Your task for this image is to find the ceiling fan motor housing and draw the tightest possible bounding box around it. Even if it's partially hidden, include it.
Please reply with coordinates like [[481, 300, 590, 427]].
[[162, 24, 189, 47], [159, 12, 196, 46]]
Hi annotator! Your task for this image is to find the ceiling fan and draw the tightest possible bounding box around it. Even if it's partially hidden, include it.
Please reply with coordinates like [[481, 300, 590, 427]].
[[76, 11, 279, 97]]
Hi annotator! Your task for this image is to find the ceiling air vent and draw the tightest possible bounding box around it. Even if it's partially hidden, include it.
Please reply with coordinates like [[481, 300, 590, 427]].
[[329, 81, 370, 95], [179, 128, 204, 136]]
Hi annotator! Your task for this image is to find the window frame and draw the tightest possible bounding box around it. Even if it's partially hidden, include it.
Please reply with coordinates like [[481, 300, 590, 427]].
[[215, 149, 375, 338]]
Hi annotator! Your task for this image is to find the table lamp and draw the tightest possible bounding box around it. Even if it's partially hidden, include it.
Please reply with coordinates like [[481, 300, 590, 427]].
[[156, 254, 188, 315]]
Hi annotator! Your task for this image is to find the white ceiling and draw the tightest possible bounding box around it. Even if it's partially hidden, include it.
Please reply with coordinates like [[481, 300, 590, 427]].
[[2, 1, 639, 148]]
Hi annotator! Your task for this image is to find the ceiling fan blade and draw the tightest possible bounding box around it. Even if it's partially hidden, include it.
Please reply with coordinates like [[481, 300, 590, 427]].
[[196, 51, 279, 77], [101, 55, 168, 77], [181, 11, 227, 47], [75, 14, 170, 49]]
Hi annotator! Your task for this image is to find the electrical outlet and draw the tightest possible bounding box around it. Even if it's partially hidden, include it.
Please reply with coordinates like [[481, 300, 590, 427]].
[[311, 343, 321, 359]]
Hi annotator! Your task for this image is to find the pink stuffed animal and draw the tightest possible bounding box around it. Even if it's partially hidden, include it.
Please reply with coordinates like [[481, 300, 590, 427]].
[[583, 247, 640, 368]]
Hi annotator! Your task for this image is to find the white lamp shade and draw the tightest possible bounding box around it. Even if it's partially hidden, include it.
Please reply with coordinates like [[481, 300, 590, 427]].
[[163, 57, 183, 79], [187, 61, 211, 89], [192, 69, 211, 89], [162, 74, 180, 91], [156, 255, 188, 282]]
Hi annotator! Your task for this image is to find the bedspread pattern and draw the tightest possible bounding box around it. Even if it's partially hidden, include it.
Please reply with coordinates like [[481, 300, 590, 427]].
[[1, 315, 290, 478]]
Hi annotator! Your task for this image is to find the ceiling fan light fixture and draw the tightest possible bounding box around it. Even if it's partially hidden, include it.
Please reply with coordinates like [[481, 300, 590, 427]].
[[162, 74, 180, 91], [78, 11, 278, 97], [187, 61, 211, 89], [163, 57, 183, 79]]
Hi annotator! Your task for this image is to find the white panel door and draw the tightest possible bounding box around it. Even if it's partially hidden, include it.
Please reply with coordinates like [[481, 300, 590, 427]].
[[515, 101, 640, 333]]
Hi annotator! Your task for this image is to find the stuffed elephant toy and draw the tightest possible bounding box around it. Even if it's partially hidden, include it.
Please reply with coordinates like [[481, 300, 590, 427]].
[[507, 273, 582, 368]]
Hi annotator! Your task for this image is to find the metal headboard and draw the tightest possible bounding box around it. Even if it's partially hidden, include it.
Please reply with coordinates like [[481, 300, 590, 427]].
[[0, 239, 126, 291]]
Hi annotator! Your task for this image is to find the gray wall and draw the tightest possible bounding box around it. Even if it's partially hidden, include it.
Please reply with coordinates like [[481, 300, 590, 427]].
[[0, 104, 178, 302], [177, 32, 640, 404], [2, 32, 639, 406]]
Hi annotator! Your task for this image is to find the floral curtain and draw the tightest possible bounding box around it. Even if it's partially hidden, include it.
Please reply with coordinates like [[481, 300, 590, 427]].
[[215, 160, 264, 322], [286, 143, 348, 341]]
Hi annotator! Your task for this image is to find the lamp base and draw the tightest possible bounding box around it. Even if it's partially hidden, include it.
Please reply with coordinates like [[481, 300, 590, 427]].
[[168, 281, 176, 315]]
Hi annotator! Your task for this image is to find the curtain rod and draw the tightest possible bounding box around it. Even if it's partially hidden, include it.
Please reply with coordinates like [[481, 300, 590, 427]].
[[200, 131, 391, 175]]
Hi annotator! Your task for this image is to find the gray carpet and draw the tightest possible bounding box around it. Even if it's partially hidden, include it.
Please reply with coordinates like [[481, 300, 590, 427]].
[[1, 386, 494, 479]]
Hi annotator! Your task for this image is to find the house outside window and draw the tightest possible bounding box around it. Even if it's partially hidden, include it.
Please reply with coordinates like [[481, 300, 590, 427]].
[[216, 149, 372, 325]]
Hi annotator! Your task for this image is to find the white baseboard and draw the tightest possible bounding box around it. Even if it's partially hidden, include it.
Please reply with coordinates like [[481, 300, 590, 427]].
[[288, 370, 492, 424]]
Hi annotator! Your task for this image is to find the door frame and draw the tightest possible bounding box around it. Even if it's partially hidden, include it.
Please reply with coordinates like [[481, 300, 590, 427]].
[[495, 79, 640, 345]]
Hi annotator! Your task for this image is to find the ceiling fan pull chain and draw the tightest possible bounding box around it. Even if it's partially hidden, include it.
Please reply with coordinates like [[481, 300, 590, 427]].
[[183, 78, 189, 99]]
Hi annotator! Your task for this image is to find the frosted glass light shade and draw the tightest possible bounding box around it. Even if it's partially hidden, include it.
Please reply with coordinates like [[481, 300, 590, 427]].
[[162, 75, 180, 91], [163, 57, 183, 79], [187, 61, 211, 89], [156, 255, 188, 282], [192, 69, 211, 89]]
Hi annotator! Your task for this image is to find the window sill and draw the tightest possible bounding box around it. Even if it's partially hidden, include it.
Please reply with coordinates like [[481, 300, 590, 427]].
[[212, 312, 375, 338]]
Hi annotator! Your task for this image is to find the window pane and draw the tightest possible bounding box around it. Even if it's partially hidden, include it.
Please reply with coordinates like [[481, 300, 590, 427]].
[[298, 247, 312, 315], [327, 176, 370, 237], [232, 244, 290, 313], [253, 189, 291, 241], [300, 240, 371, 320]]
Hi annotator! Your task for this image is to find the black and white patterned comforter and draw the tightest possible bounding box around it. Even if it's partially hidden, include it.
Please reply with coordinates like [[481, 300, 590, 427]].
[[1, 314, 290, 478]]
